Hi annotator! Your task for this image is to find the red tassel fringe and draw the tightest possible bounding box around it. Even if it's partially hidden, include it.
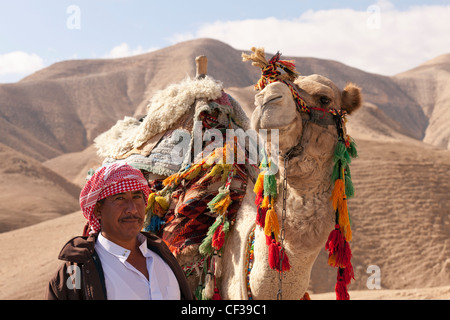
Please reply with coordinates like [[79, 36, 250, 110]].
[[256, 207, 267, 228], [336, 272, 350, 300], [212, 288, 222, 300], [212, 225, 225, 250], [268, 239, 291, 271]]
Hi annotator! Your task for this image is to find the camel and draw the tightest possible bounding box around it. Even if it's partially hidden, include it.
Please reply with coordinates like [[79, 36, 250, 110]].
[[93, 50, 362, 300]]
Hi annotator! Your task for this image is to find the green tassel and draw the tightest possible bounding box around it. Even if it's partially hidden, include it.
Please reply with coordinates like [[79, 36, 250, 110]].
[[347, 140, 358, 158], [195, 284, 204, 300], [334, 141, 351, 168], [199, 236, 214, 256], [263, 173, 277, 197], [331, 163, 341, 183], [199, 216, 224, 256], [344, 167, 354, 198], [222, 219, 230, 233], [345, 176, 354, 198]]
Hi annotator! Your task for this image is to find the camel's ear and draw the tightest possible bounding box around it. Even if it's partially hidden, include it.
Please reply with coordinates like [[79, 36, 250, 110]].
[[341, 83, 362, 114]]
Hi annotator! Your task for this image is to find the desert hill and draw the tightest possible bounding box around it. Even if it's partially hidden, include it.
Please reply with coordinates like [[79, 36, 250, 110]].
[[0, 38, 449, 299], [393, 53, 450, 149], [0, 143, 80, 233], [1, 38, 444, 164]]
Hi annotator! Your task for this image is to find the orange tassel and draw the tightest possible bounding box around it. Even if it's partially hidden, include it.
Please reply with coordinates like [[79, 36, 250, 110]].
[[300, 292, 311, 300], [338, 197, 350, 226], [331, 179, 345, 210], [253, 173, 264, 194], [344, 224, 352, 242], [264, 208, 280, 238]]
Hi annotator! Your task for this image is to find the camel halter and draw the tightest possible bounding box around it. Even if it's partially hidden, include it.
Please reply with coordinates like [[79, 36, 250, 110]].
[[243, 48, 358, 300]]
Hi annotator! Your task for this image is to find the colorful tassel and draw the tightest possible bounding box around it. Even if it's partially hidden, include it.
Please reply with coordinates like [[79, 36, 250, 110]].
[[264, 208, 280, 238], [212, 288, 222, 300], [183, 163, 202, 181], [263, 172, 277, 197], [145, 215, 165, 233], [335, 274, 350, 300], [208, 188, 232, 216], [268, 240, 291, 271], [145, 193, 156, 213], [256, 207, 267, 227], [268, 240, 280, 270], [347, 139, 358, 158], [331, 179, 345, 210], [280, 247, 291, 271], [253, 172, 264, 195], [325, 225, 345, 256]]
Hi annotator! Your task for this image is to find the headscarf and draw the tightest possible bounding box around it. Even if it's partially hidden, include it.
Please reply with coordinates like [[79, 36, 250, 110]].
[[80, 163, 150, 234]]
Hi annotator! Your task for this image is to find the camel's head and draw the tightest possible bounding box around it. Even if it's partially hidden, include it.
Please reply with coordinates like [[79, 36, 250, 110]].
[[244, 48, 362, 161]]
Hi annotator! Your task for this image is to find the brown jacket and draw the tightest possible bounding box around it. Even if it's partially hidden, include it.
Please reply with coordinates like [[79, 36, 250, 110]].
[[45, 232, 193, 300]]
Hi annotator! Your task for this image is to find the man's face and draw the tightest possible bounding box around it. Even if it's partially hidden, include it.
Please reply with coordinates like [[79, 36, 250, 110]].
[[94, 190, 146, 243]]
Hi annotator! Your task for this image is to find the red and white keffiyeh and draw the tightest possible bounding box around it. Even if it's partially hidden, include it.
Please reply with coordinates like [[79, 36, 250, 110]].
[[80, 163, 150, 234]]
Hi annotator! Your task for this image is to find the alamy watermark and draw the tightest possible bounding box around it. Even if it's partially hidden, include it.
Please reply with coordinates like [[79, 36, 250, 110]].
[[367, 4, 381, 30], [66, 5, 81, 30], [171, 122, 280, 174], [366, 265, 382, 289]]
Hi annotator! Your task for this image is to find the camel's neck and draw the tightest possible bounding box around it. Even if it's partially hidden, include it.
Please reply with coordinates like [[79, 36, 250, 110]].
[[276, 154, 334, 196], [271, 155, 335, 252]]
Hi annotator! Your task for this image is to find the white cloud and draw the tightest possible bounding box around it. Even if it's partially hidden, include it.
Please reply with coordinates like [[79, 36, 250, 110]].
[[170, 1, 450, 75], [103, 43, 158, 59], [0, 51, 45, 77]]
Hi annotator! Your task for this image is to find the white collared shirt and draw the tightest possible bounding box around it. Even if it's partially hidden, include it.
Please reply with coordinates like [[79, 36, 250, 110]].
[[95, 233, 181, 300]]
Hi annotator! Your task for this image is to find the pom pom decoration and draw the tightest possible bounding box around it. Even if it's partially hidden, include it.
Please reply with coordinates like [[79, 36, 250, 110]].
[[326, 132, 358, 300]]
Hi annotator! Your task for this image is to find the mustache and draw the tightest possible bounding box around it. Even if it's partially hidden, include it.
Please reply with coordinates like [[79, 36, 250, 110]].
[[119, 215, 143, 222]]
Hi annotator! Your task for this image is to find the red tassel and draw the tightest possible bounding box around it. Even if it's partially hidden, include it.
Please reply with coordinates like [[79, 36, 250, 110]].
[[212, 288, 222, 300], [256, 207, 267, 227], [268, 240, 291, 271], [280, 247, 291, 271], [212, 225, 225, 250], [268, 240, 280, 270], [325, 225, 344, 256], [342, 263, 355, 285], [335, 272, 350, 300], [255, 191, 263, 206], [341, 241, 352, 268]]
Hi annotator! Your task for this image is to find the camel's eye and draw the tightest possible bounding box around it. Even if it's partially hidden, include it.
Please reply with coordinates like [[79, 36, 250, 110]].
[[320, 96, 331, 105]]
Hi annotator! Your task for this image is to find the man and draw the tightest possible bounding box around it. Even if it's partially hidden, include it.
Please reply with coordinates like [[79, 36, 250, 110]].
[[46, 163, 193, 300]]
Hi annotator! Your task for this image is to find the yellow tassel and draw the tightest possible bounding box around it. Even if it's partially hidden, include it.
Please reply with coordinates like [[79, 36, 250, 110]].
[[261, 195, 270, 208], [253, 173, 264, 194], [146, 193, 156, 213], [163, 173, 179, 187], [183, 164, 202, 181], [213, 193, 232, 216], [264, 208, 280, 239], [328, 253, 337, 267], [331, 179, 345, 210], [155, 196, 169, 211], [205, 163, 224, 179]]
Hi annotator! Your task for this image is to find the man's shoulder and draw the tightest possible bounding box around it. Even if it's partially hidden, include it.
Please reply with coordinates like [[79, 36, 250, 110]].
[[58, 234, 97, 263]]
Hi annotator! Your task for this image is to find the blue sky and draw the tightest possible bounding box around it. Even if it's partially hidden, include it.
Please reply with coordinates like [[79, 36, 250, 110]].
[[1, 0, 449, 83]]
